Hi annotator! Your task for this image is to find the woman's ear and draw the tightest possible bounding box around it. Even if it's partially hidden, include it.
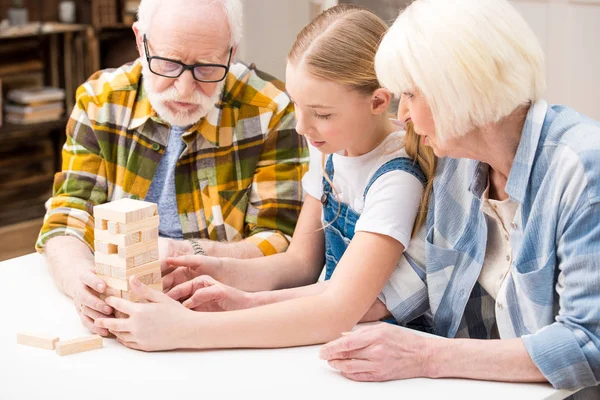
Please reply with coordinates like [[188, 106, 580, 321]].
[[371, 88, 393, 115]]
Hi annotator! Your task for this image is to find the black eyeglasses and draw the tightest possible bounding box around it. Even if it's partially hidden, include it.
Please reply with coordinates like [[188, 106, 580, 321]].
[[143, 34, 232, 83]]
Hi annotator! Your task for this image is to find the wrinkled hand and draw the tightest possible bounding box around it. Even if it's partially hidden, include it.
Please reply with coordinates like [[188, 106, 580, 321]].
[[319, 323, 432, 382], [72, 266, 114, 337], [95, 276, 194, 351], [162, 255, 223, 292], [158, 238, 194, 275], [167, 275, 254, 312]]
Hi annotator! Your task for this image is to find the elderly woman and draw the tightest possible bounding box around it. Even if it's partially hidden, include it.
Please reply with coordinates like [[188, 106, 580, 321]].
[[320, 0, 600, 397]]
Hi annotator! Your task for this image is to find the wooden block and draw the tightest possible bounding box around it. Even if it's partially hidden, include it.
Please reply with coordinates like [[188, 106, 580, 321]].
[[149, 282, 163, 291], [93, 198, 157, 224], [94, 227, 158, 247], [137, 272, 154, 285], [108, 215, 159, 235], [94, 240, 118, 255], [98, 274, 129, 291], [55, 335, 103, 356], [95, 248, 158, 268], [111, 260, 161, 279], [133, 249, 159, 266], [95, 262, 109, 275], [152, 271, 162, 284], [17, 333, 60, 350], [117, 239, 158, 258], [95, 218, 108, 230]]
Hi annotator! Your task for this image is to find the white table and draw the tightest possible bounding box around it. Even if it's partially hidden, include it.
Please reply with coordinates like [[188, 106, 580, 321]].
[[0, 253, 574, 400]]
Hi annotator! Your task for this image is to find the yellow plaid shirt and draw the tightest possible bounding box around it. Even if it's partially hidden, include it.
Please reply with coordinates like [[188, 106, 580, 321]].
[[36, 60, 308, 255]]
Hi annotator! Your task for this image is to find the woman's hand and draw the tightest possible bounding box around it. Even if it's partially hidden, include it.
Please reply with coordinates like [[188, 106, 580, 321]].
[[167, 275, 256, 312], [95, 276, 196, 351], [320, 323, 432, 382]]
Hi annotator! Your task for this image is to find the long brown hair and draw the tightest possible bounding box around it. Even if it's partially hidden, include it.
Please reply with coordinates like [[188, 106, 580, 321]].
[[289, 4, 436, 235]]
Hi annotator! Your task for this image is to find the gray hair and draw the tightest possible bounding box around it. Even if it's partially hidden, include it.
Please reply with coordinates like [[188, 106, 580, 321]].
[[137, 0, 243, 46]]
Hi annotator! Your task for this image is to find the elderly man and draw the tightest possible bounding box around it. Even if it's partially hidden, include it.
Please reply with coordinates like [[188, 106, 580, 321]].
[[36, 0, 307, 337]]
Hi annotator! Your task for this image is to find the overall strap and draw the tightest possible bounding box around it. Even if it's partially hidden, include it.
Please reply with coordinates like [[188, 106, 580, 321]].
[[363, 157, 426, 199]]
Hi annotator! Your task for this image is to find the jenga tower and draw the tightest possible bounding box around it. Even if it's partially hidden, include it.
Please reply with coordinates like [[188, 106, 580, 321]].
[[93, 198, 162, 305]]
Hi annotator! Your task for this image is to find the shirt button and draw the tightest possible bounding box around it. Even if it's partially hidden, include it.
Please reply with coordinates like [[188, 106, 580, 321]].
[[510, 222, 517, 230], [499, 273, 504, 280], [504, 234, 509, 241], [497, 303, 504, 310], [152, 143, 161, 151], [506, 255, 510, 262]]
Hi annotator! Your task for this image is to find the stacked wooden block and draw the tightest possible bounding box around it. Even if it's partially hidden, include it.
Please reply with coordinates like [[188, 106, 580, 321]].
[[93, 198, 162, 303]]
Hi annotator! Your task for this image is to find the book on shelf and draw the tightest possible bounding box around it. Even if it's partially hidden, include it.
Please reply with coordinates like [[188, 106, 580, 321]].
[[6, 87, 65, 105]]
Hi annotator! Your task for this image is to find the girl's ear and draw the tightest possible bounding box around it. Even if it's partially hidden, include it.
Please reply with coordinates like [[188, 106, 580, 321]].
[[371, 88, 392, 115]]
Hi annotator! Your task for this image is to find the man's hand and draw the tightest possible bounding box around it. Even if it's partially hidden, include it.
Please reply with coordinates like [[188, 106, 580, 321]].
[[72, 267, 115, 337], [45, 236, 114, 337], [157, 238, 194, 274], [319, 323, 431, 382], [161, 255, 223, 292], [167, 275, 255, 312]]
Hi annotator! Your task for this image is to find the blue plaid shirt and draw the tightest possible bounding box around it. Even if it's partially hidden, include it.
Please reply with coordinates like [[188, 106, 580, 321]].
[[387, 100, 600, 397]]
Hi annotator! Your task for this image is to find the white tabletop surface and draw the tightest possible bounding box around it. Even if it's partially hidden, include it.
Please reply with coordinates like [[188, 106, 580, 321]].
[[0, 253, 574, 400]]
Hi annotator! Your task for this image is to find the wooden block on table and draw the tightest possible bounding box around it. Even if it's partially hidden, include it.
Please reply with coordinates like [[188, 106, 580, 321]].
[[111, 260, 161, 279], [107, 215, 159, 235], [55, 335, 103, 356], [95, 248, 159, 268], [94, 227, 158, 247], [93, 198, 157, 224], [17, 333, 60, 350]]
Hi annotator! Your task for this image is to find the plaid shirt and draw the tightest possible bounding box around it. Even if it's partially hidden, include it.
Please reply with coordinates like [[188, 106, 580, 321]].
[[385, 101, 600, 397], [36, 60, 308, 255]]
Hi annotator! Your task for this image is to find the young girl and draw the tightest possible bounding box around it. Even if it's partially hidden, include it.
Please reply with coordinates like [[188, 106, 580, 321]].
[[95, 5, 436, 351]]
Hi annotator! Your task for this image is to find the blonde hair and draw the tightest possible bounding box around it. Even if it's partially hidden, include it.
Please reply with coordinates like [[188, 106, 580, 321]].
[[375, 0, 546, 138], [289, 4, 436, 235]]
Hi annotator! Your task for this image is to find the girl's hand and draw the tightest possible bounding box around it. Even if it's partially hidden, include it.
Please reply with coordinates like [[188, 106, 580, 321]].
[[167, 275, 256, 312], [162, 255, 223, 292], [94, 276, 196, 351]]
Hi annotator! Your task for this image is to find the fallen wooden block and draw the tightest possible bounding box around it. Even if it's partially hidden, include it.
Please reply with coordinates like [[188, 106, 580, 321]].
[[55, 335, 103, 356], [17, 333, 60, 350]]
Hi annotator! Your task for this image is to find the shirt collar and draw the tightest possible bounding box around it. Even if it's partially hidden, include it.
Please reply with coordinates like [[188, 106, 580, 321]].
[[469, 100, 548, 203]]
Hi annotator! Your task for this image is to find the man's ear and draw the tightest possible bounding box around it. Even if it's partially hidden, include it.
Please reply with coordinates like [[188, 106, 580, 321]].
[[231, 45, 238, 61], [371, 88, 392, 115], [132, 22, 144, 58]]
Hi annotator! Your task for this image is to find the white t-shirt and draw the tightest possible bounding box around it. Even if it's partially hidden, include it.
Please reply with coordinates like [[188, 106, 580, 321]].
[[302, 130, 423, 248]]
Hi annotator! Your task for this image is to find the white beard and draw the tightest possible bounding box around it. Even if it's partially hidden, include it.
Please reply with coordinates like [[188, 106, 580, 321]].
[[141, 60, 225, 127]]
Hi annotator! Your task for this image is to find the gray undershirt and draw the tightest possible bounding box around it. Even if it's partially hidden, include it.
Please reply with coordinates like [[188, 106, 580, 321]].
[[145, 125, 188, 239]]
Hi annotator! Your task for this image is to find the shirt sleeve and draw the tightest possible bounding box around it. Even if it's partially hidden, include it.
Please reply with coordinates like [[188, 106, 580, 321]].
[[35, 84, 108, 252], [521, 200, 600, 390], [243, 102, 309, 256], [301, 142, 325, 200], [355, 169, 423, 248]]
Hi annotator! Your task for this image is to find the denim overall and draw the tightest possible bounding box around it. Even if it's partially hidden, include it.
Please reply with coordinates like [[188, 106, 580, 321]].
[[321, 155, 427, 281]]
